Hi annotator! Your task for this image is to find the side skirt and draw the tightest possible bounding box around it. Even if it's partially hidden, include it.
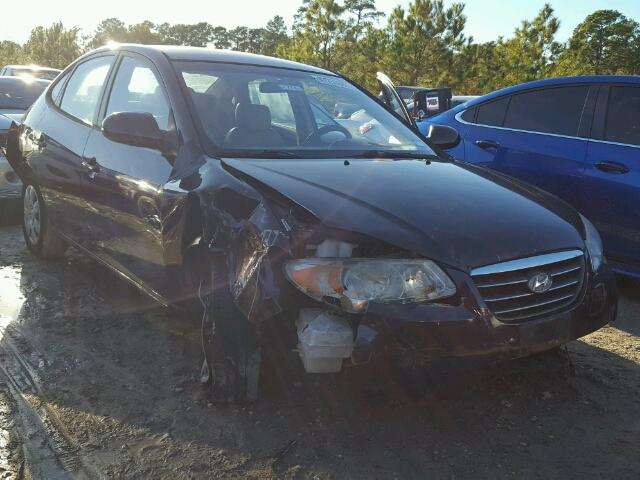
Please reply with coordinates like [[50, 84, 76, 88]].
[[55, 230, 172, 308]]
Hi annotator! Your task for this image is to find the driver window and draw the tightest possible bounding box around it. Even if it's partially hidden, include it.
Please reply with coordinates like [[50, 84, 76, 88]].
[[105, 56, 170, 130]]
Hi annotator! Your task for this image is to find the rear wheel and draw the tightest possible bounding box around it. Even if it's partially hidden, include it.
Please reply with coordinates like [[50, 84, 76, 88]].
[[197, 256, 262, 404], [22, 183, 67, 259]]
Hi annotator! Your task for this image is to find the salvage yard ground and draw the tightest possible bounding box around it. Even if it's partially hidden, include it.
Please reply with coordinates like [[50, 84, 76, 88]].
[[0, 223, 638, 479]]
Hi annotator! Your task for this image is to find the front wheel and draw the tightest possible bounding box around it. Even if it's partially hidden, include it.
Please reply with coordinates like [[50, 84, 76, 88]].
[[22, 183, 67, 259], [198, 256, 262, 404]]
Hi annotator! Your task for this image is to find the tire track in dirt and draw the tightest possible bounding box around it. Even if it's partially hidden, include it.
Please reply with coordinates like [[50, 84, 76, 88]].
[[0, 321, 107, 479]]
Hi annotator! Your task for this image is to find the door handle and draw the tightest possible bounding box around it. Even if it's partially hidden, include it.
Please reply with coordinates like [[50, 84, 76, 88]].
[[475, 139, 501, 151], [595, 161, 629, 175]]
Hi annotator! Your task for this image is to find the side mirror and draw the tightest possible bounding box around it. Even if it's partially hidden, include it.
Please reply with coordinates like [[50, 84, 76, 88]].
[[102, 112, 164, 151], [426, 124, 460, 150]]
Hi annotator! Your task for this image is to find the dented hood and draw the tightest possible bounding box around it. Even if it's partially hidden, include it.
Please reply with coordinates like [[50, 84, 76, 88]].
[[221, 157, 585, 272]]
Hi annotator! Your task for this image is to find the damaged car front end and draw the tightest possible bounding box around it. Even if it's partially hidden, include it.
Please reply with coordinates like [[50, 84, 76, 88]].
[[211, 156, 616, 379], [6, 45, 617, 403]]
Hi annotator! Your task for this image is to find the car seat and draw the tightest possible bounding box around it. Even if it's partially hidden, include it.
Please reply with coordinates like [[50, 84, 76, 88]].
[[224, 103, 284, 148]]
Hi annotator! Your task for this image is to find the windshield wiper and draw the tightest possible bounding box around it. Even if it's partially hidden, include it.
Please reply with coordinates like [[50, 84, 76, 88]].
[[349, 150, 439, 160], [218, 149, 303, 159]]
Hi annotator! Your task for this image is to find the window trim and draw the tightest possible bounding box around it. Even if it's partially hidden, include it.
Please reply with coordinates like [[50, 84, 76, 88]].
[[47, 68, 72, 106], [97, 51, 172, 129], [49, 53, 117, 127], [456, 84, 596, 141]]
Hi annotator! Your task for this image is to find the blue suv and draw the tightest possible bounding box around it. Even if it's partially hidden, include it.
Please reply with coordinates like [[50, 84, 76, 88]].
[[421, 76, 640, 278]]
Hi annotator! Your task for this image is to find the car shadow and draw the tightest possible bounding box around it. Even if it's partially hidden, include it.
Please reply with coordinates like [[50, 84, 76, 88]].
[[615, 275, 640, 336]]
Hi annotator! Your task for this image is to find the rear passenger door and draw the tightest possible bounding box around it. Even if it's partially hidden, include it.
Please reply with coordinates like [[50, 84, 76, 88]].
[[25, 55, 115, 245], [583, 85, 640, 272], [460, 85, 595, 209]]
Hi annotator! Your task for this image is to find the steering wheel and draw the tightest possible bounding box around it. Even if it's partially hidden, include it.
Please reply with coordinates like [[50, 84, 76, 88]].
[[302, 124, 352, 146]]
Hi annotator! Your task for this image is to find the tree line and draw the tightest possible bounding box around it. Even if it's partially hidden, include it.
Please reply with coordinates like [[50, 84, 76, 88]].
[[1, 0, 639, 94]]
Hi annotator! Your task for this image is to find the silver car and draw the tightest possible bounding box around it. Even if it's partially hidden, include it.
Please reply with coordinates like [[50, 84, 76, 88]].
[[0, 77, 50, 214]]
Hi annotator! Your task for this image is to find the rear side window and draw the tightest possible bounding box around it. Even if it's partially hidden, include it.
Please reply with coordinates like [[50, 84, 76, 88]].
[[475, 97, 509, 127], [50, 71, 70, 106], [605, 86, 640, 146], [59, 56, 114, 124], [182, 72, 218, 93], [504, 86, 589, 136], [460, 106, 476, 122]]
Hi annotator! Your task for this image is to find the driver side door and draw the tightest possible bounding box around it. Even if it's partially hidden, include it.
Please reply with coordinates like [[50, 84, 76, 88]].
[[81, 53, 175, 300]]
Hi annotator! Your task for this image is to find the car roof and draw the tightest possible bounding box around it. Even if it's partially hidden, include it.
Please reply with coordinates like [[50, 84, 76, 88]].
[[3, 65, 61, 72], [85, 44, 336, 76], [463, 75, 640, 109], [0, 76, 51, 86]]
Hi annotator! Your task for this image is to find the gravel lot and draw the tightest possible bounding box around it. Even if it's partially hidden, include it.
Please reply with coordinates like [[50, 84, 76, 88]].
[[0, 223, 638, 479]]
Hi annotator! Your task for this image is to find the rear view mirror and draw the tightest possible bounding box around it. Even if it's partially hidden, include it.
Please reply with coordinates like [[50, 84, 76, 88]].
[[102, 112, 164, 151], [426, 124, 460, 150]]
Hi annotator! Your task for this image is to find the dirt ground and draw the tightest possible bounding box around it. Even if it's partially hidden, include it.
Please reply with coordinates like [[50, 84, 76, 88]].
[[0, 223, 638, 479]]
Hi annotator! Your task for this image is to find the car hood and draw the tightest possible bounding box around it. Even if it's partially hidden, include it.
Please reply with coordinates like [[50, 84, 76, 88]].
[[0, 110, 25, 130], [221, 157, 585, 272]]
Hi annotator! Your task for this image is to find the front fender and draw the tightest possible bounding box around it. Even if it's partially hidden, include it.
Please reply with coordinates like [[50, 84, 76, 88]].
[[167, 157, 298, 324]]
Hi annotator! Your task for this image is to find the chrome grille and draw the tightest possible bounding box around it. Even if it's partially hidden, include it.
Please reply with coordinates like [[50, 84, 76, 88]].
[[471, 250, 585, 323]]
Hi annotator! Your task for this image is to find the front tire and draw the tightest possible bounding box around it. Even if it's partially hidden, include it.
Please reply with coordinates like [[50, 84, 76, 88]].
[[198, 256, 262, 404], [22, 183, 66, 259]]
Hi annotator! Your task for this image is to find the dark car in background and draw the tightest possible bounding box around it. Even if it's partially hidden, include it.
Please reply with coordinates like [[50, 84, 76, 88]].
[[420, 76, 640, 279], [6, 45, 617, 403], [0, 65, 61, 81], [396, 85, 431, 104], [0, 76, 50, 218]]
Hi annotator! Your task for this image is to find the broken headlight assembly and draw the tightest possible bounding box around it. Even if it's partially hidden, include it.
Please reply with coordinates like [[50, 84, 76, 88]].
[[284, 259, 456, 313]]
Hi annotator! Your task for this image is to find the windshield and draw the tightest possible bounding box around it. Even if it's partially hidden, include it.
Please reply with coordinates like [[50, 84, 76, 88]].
[[11, 68, 59, 81], [0, 79, 47, 110], [174, 61, 435, 158]]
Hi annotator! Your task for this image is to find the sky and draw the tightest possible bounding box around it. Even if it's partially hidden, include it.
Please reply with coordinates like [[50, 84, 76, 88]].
[[2, 0, 640, 45]]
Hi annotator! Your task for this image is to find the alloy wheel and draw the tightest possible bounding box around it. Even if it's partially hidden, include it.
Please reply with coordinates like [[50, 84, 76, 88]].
[[23, 185, 41, 246]]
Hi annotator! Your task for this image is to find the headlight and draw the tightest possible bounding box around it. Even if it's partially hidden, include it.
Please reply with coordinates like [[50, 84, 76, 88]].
[[284, 259, 456, 313], [580, 214, 604, 271]]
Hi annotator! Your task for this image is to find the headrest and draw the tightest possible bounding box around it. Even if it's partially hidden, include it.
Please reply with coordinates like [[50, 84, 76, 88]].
[[235, 103, 272, 131]]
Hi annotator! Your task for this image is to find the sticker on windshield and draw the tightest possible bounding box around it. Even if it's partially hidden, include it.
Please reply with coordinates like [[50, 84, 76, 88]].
[[311, 75, 351, 89], [278, 84, 304, 92]]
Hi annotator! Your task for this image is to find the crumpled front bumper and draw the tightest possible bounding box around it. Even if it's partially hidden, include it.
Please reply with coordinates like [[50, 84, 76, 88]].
[[351, 263, 617, 366]]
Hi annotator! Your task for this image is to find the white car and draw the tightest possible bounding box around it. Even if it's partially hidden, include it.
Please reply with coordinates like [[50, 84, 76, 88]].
[[0, 64, 61, 81]]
